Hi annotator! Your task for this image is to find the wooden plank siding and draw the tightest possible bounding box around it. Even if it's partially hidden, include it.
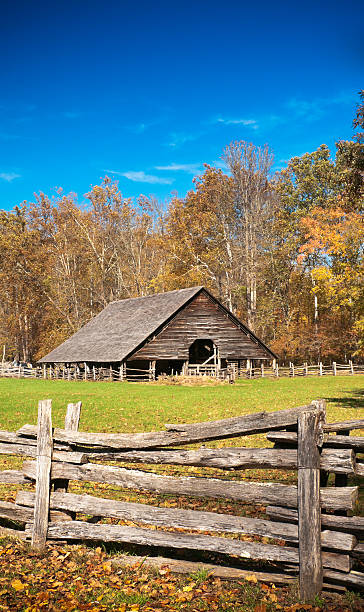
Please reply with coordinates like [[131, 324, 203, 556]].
[[133, 292, 269, 361]]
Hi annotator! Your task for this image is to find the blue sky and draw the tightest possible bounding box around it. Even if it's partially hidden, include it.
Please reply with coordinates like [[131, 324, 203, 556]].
[[1, 0, 363, 210]]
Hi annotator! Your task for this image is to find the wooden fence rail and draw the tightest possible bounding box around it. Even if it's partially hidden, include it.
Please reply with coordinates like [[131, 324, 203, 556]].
[[0, 400, 363, 600], [1, 361, 364, 382]]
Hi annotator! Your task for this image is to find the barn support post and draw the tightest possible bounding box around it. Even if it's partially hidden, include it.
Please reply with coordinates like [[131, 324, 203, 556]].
[[246, 359, 250, 378], [217, 348, 221, 372], [272, 358, 276, 372], [297, 401, 325, 600]]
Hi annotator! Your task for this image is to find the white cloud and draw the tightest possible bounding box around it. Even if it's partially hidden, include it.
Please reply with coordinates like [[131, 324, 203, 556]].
[[103, 169, 174, 185], [0, 172, 21, 182], [285, 92, 357, 122], [213, 117, 259, 129], [155, 163, 201, 174], [166, 132, 204, 148]]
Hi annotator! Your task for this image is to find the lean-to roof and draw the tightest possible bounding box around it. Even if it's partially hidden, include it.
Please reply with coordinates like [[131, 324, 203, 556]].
[[39, 286, 203, 363]]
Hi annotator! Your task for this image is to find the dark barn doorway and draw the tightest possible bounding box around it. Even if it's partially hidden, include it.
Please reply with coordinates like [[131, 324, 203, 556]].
[[189, 339, 216, 364]]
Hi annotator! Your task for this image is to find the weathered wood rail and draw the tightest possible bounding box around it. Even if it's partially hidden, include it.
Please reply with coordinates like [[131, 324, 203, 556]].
[[0, 400, 363, 600], [1, 361, 364, 382]]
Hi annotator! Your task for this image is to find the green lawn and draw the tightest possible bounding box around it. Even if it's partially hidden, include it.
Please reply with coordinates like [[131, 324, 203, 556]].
[[0, 375, 363, 433]]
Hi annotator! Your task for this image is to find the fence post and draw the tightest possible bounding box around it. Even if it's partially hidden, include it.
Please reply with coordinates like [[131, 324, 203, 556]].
[[304, 362, 308, 376], [332, 362, 337, 376], [261, 363, 264, 378], [53, 402, 82, 498], [349, 360, 354, 375], [31, 399, 53, 551], [319, 362, 323, 376], [297, 400, 325, 600]]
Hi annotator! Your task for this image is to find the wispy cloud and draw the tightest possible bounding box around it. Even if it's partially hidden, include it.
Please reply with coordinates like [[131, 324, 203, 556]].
[[155, 163, 201, 174], [0, 172, 21, 182], [128, 118, 162, 134], [132, 122, 149, 134], [212, 159, 228, 170], [213, 117, 259, 129], [166, 132, 204, 148], [0, 132, 22, 141], [103, 169, 174, 185], [285, 91, 357, 122], [62, 111, 82, 119]]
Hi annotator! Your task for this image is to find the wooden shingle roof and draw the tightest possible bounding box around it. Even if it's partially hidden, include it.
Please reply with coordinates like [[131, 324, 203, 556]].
[[39, 286, 203, 363]]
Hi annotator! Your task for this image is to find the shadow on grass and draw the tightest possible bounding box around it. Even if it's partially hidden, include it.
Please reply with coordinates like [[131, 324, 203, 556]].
[[325, 389, 364, 411]]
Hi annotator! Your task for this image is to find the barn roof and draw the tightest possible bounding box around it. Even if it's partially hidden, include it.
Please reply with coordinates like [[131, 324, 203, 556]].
[[39, 286, 277, 363], [39, 286, 203, 363]]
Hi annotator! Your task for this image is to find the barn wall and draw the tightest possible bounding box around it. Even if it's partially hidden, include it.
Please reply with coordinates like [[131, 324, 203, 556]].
[[132, 291, 270, 360]]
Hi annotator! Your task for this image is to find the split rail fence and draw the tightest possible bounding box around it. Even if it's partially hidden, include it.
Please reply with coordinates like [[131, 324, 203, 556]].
[[1, 361, 364, 382], [0, 400, 363, 600]]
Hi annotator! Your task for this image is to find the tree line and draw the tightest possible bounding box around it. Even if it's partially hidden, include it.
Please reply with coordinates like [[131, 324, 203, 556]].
[[1, 92, 363, 365]]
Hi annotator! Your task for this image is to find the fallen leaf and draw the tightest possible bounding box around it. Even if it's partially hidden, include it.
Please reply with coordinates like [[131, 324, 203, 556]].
[[11, 578, 26, 591]]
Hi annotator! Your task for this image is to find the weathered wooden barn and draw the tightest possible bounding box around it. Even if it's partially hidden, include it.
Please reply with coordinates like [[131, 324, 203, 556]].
[[39, 286, 277, 380]]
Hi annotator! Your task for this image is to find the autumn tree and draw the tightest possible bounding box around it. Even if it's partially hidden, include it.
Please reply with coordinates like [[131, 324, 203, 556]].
[[152, 166, 239, 309], [336, 89, 364, 207], [222, 141, 275, 330], [0, 206, 48, 361]]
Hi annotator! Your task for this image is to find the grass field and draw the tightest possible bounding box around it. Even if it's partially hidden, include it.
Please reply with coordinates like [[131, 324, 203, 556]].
[[0, 376, 363, 611], [1, 375, 363, 433]]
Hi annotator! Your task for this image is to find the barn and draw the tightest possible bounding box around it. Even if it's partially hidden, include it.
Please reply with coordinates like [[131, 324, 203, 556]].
[[39, 286, 277, 380]]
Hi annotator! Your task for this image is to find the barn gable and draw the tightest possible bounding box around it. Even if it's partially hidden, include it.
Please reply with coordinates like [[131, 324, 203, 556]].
[[133, 290, 272, 361]]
